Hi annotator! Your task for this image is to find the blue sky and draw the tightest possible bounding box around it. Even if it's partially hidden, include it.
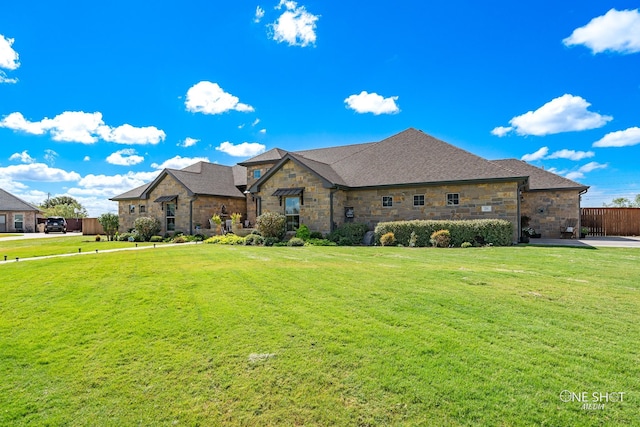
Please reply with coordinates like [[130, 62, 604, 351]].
[[1, 1, 639, 216]]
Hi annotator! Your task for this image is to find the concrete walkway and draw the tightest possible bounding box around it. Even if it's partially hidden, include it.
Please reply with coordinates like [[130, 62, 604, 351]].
[[527, 236, 640, 248]]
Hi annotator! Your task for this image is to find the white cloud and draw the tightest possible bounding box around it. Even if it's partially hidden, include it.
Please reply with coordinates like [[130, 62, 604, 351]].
[[252, 118, 260, 126], [185, 81, 254, 115], [547, 149, 595, 161], [83, 156, 91, 161], [521, 147, 549, 161], [216, 141, 266, 157], [151, 155, 210, 170], [269, 1, 319, 47], [344, 91, 400, 115], [178, 137, 199, 148], [98, 123, 166, 145], [491, 126, 513, 137], [492, 94, 612, 137], [593, 127, 640, 147], [0, 71, 18, 84], [0, 111, 166, 145], [9, 150, 35, 164], [565, 161, 608, 180], [0, 34, 20, 71], [106, 149, 145, 166], [0, 163, 81, 182], [259, 128, 267, 134], [78, 171, 160, 191], [254, 6, 265, 23], [563, 9, 640, 54], [44, 149, 58, 165]]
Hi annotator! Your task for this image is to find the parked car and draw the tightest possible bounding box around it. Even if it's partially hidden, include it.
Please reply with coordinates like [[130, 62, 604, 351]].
[[45, 217, 67, 233]]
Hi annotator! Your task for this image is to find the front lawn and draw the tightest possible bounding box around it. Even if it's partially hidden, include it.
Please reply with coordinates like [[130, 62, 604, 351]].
[[1, 245, 638, 425]]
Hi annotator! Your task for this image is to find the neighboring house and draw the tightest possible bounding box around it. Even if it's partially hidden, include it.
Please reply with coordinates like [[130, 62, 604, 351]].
[[0, 188, 41, 233], [111, 162, 247, 235], [240, 128, 588, 241]]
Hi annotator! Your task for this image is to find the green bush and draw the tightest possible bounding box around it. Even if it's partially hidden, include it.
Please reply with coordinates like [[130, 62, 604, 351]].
[[263, 237, 280, 247], [309, 231, 323, 239], [295, 224, 311, 241], [305, 238, 336, 246], [244, 234, 265, 246], [374, 219, 513, 247], [256, 212, 286, 239], [287, 237, 305, 247], [327, 222, 368, 245], [204, 235, 246, 245], [150, 236, 163, 242], [380, 232, 396, 246], [461, 241, 473, 248], [134, 216, 161, 241], [173, 236, 187, 244], [430, 229, 451, 248]]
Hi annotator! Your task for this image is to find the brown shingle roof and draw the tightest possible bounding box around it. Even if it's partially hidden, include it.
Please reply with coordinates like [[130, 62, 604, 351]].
[[111, 162, 246, 200], [239, 148, 288, 165], [0, 188, 40, 211], [493, 159, 589, 191]]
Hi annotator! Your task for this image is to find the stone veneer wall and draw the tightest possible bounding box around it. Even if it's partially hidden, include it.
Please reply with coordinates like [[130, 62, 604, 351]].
[[117, 174, 246, 235], [344, 181, 520, 241], [521, 190, 581, 238], [245, 161, 278, 225], [256, 160, 333, 233], [255, 159, 521, 239]]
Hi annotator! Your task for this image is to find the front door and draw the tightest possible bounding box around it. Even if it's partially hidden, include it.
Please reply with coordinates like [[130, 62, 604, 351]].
[[0, 214, 6, 232]]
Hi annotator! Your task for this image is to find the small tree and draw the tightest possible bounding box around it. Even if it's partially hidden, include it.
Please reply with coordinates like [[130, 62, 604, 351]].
[[134, 216, 161, 241], [98, 213, 119, 241], [256, 212, 286, 239]]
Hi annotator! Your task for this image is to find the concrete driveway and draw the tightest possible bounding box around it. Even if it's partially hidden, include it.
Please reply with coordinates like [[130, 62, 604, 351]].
[[528, 236, 640, 248], [0, 232, 83, 241]]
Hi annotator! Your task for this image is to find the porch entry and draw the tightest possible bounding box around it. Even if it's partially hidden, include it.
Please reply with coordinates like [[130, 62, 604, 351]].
[[0, 214, 5, 232]]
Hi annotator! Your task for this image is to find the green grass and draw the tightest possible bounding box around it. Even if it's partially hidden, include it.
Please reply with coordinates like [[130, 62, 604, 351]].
[[0, 235, 157, 259], [1, 244, 639, 425], [0, 233, 22, 238]]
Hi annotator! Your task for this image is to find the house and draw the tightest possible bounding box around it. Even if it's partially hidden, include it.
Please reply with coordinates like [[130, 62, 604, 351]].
[[111, 162, 247, 235], [240, 128, 588, 240], [0, 188, 41, 233], [112, 128, 588, 240]]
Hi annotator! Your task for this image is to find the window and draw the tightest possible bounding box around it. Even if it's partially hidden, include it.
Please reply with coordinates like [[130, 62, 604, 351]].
[[447, 193, 460, 206], [140, 205, 146, 213], [382, 196, 393, 207], [129, 204, 135, 214], [413, 195, 425, 206], [253, 169, 261, 179], [14, 214, 24, 230], [285, 196, 300, 231], [166, 202, 176, 231]]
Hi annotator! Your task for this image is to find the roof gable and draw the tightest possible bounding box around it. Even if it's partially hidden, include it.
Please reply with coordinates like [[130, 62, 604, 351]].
[[0, 188, 40, 212]]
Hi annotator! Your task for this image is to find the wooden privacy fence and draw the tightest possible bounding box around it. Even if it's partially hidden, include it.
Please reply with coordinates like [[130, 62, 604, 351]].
[[581, 208, 640, 236], [82, 218, 105, 235]]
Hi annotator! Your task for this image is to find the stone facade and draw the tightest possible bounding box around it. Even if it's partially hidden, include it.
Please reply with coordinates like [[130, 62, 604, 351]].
[[245, 161, 279, 226], [117, 174, 246, 235], [253, 159, 521, 240], [521, 190, 582, 238]]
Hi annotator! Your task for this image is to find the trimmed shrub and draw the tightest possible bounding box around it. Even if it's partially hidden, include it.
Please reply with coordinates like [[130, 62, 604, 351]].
[[204, 235, 246, 245], [95, 234, 102, 242], [409, 231, 417, 247], [380, 232, 396, 246], [374, 219, 513, 247], [309, 231, 323, 239], [150, 235, 163, 242], [461, 241, 473, 248], [287, 237, 305, 247], [430, 229, 451, 248], [173, 236, 187, 244], [263, 237, 280, 247], [134, 216, 161, 241], [305, 238, 336, 246], [256, 212, 286, 239], [295, 224, 311, 241], [327, 222, 368, 245], [244, 234, 265, 246]]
